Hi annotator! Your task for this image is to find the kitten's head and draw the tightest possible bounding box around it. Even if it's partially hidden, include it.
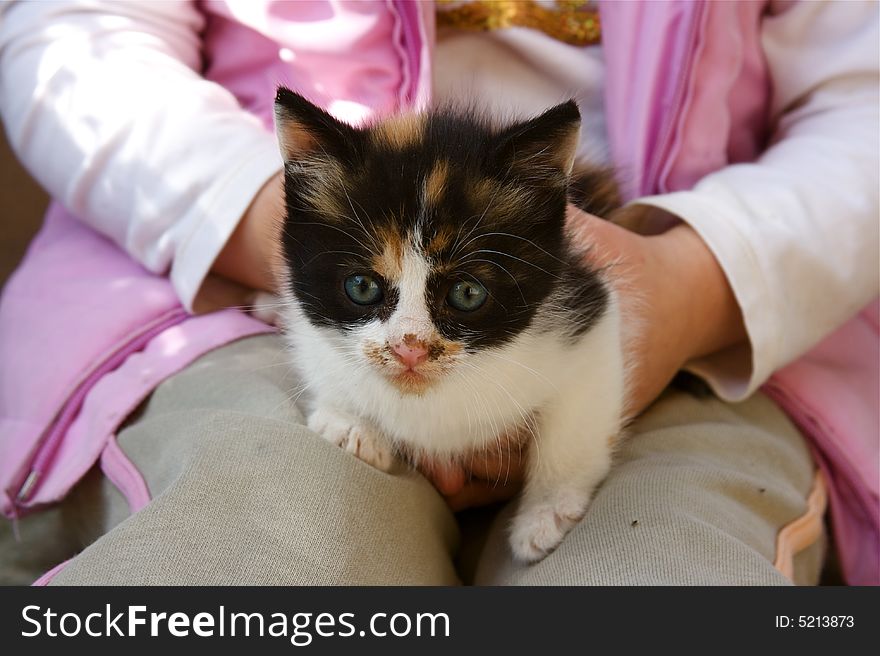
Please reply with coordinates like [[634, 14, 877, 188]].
[[274, 88, 589, 395]]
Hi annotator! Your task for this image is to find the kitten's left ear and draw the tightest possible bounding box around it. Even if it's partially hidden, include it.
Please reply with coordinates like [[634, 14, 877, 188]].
[[495, 100, 581, 179], [274, 86, 359, 163]]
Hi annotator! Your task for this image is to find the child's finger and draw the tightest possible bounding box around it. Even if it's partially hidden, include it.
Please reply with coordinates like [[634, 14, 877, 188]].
[[420, 460, 467, 496], [446, 481, 521, 512]]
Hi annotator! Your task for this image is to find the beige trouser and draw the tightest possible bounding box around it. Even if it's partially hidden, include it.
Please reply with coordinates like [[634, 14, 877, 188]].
[[1, 335, 826, 585]]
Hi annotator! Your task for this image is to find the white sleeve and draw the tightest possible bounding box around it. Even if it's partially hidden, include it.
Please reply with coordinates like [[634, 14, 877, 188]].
[[634, 0, 880, 401], [0, 0, 283, 310]]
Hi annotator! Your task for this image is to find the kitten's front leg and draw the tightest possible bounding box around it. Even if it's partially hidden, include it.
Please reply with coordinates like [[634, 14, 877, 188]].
[[308, 405, 395, 472], [509, 366, 624, 563]]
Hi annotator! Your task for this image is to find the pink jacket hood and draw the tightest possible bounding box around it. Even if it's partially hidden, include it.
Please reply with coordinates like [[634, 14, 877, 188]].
[[1, 0, 876, 584]]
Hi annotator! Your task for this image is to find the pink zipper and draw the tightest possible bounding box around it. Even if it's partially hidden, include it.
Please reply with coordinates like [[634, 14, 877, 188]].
[[643, 1, 706, 194], [14, 307, 189, 507], [392, 0, 423, 106]]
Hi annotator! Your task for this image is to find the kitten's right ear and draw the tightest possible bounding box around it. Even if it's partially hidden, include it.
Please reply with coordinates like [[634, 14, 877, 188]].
[[494, 100, 581, 179], [274, 87, 358, 163]]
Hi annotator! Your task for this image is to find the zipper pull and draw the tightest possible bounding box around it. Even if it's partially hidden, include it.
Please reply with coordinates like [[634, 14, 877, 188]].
[[17, 470, 40, 503]]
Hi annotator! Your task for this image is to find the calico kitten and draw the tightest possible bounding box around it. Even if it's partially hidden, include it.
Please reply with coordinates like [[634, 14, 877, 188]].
[[273, 87, 627, 563]]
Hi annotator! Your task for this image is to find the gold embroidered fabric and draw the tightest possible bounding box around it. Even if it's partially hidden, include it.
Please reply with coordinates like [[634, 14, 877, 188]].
[[436, 0, 601, 47]]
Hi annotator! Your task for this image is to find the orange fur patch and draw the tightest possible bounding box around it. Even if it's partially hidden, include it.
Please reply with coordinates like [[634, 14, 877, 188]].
[[370, 228, 404, 280], [423, 160, 450, 206], [373, 114, 424, 150], [425, 226, 455, 257]]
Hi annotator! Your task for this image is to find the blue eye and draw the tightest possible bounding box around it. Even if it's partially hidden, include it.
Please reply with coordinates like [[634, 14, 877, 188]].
[[447, 280, 488, 312], [344, 274, 383, 305]]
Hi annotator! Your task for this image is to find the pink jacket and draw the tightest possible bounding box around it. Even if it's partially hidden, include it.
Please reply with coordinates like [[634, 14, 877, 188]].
[[1, 0, 877, 584]]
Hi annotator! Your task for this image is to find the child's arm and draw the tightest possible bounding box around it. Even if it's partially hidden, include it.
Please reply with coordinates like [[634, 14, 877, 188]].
[[633, 0, 879, 401], [0, 0, 283, 311]]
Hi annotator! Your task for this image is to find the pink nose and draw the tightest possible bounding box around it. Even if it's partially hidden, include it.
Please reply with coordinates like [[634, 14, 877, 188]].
[[392, 340, 429, 368]]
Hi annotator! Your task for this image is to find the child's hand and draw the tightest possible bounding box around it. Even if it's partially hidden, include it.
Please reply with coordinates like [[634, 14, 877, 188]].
[[421, 205, 747, 510], [421, 449, 527, 512]]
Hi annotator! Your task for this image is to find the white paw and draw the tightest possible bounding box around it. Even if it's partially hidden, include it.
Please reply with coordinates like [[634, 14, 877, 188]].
[[509, 491, 589, 563], [308, 407, 394, 472]]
